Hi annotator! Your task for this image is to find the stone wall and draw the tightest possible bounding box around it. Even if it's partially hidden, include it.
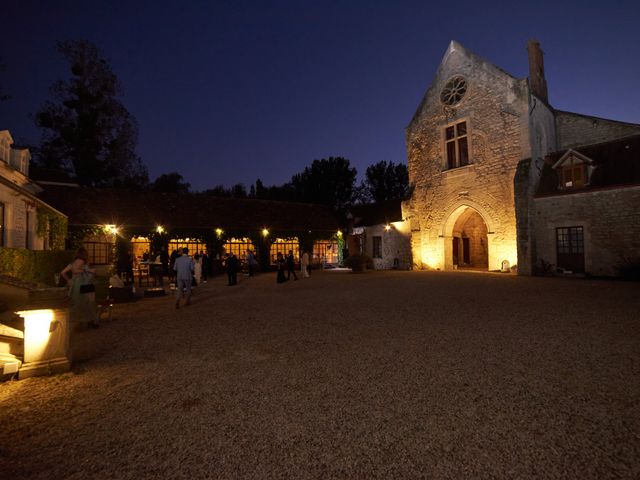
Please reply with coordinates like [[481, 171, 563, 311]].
[[556, 112, 640, 149], [362, 221, 411, 270], [0, 183, 28, 248], [533, 185, 640, 276], [405, 42, 528, 270]]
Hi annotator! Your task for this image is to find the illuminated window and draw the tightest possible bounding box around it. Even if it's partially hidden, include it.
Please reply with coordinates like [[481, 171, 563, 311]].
[[223, 238, 256, 261], [444, 120, 469, 169], [553, 150, 592, 190], [169, 239, 204, 257], [372, 236, 382, 259], [131, 236, 151, 261], [269, 238, 299, 265], [560, 164, 586, 189], [313, 240, 339, 264]]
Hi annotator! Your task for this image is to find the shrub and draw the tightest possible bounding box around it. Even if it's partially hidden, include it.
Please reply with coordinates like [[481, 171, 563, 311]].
[[344, 253, 373, 271], [0, 247, 74, 286]]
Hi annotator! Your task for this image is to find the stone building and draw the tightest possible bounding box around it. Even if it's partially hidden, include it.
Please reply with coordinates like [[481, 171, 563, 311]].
[[347, 200, 411, 270], [0, 130, 66, 250], [530, 135, 640, 276], [403, 40, 640, 275]]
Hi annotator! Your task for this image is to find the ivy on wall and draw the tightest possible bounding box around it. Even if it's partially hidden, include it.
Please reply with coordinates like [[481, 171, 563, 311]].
[[36, 208, 68, 250]]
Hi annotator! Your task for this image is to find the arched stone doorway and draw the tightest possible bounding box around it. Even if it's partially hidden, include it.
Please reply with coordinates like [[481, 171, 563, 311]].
[[443, 206, 489, 270]]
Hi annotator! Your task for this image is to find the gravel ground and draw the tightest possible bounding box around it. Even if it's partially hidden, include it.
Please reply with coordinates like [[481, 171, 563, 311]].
[[1, 270, 639, 479]]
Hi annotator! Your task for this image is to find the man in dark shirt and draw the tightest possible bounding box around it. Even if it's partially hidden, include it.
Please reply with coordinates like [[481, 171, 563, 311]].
[[226, 253, 238, 286], [286, 250, 298, 280]]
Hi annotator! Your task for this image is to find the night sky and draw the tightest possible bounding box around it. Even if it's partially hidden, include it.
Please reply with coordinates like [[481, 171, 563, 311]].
[[1, 1, 639, 191]]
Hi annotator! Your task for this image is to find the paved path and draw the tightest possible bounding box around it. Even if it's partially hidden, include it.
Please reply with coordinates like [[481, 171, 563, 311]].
[[1, 271, 639, 479]]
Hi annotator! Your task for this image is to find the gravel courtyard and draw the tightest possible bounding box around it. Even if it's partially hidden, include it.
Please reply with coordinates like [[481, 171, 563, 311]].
[[1, 270, 639, 479]]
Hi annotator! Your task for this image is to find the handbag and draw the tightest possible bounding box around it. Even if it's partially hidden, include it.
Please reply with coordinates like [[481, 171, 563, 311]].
[[80, 283, 96, 294]]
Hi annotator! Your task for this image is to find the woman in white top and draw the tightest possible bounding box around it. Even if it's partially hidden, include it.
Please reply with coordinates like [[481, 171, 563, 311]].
[[194, 253, 202, 285]]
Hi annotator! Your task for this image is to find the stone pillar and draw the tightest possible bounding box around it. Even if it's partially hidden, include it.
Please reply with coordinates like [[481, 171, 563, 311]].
[[17, 308, 71, 379]]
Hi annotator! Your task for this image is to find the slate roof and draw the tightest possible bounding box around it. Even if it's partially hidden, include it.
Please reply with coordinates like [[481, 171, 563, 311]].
[[349, 199, 403, 227], [37, 185, 340, 233], [536, 134, 640, 196]]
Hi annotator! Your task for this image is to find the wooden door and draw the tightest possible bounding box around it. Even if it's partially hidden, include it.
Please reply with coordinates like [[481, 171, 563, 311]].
[[462, 238, 470, 265], [452, 237, 459, 266]]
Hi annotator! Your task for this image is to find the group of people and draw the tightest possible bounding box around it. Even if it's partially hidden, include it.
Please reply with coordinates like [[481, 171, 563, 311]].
[[62, 245, 315, 321], [276, 249, 311, 283]]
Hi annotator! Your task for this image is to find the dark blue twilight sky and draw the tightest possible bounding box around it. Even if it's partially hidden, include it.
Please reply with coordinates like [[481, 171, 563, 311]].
[[1, 1, 639, 191]]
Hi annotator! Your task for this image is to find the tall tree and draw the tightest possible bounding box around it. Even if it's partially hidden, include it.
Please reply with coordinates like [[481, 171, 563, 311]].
[[34, 40, 148, 187], [150, 172, 190, 193], [289, 157, 357, 210], [361, 160, 409, 203]]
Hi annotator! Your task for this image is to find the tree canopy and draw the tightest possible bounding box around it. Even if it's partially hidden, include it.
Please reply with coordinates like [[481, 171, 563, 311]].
[[289, 157, 357, 210], [150, 172, 190, 193], [361, 160, 409, 203], [34, 40, 148, 187]]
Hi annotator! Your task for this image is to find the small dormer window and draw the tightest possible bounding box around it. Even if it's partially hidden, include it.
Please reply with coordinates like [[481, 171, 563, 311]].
[[561, 164, 586, 188], [553, 149, 593, 190]]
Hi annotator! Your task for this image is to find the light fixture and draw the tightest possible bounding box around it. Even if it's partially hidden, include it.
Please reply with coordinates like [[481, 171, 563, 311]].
[[156, 225, 165, 234], [384, 225, 391, 232], [215, 228, 223, 237], [262, 228, 269, 237], [336, 230, 343, 237], [104, 224, 118, 235]]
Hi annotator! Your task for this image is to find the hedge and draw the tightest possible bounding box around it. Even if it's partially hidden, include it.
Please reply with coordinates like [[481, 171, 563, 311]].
[[0, 247, 75, 286]]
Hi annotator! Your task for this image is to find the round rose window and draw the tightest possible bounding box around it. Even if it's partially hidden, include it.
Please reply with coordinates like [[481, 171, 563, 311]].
[[440, 76, 467, 106]]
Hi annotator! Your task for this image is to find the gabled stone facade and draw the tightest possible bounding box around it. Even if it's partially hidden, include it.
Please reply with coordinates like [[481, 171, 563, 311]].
[[403, 40, 640, 275]]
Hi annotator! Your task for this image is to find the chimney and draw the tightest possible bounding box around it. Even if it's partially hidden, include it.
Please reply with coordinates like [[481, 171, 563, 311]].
[[527, 39, 548, 103]]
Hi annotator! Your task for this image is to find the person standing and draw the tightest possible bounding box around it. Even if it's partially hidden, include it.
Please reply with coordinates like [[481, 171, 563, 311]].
[[225, 252, 239, 286], [246, 250, 257, 276], [169, 249, 179, 284], [60, 247, 98, 328], [286, 250, 298, 280], [300, 249, 310, 279], [174, 248, 194, 309], [201, 250, 209, 283], [194, 253, 203, 286], [276, 252, 287, 283]]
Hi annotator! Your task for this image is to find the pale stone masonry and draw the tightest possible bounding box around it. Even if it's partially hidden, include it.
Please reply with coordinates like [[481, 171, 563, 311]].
[[534, 185, 640, 276], [403, 40, 640, 276]]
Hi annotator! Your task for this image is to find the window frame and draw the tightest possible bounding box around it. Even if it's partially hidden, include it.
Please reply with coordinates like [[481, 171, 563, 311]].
[[443, 119, 471, 170], [83, 240, 113, 265], [372, 236, 382, 259], [223, 237, 256, 262], [269, 237, 299, 265]]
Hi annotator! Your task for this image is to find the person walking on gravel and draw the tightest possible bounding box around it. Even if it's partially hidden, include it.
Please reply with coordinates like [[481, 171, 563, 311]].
[[174, 248, 194, 309], [286, 250, 298, 280]]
